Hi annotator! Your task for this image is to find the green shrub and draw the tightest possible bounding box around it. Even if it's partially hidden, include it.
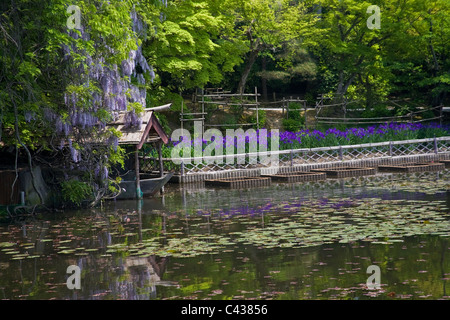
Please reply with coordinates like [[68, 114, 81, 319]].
[[362, 104, 394, 118], [283, 103, 305, 131], [283, 118, 304, 132], [247, 110, 267, 129], [222, 114, 238, 130], [287, 103, 305, 121], [61, 179, 93, 206], [155, 113, 171, 133]]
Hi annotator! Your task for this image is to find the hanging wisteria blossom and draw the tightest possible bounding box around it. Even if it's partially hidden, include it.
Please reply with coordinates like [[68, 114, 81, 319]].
[[124, 111, 142, 130], [24, 111, 35, 123], [122, 60, 133, 77], [137, 73, 145, 85], [108, 136, 119, 152], [52, 3, 158, 183], [101, 166, 109, 181], [149, 66, 155, 83]]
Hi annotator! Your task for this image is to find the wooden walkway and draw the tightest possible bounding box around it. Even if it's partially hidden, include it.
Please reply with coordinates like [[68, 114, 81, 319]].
[[440, 160, 450, 168], [311, 167, 377, 178], [171, 152, 449, 184], [184, 159, 447, 190], [262, 172, 326, 183], [205, 177, 271, 189], [378, 162, 445, 173]]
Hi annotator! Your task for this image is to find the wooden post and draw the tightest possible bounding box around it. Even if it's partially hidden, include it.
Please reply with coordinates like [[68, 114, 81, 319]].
[[316, 95, 323, 118], [434, 136, 438, 154], [240, 91, 243, 116], [288, 96, 292, 119], [158, 140, 164, 194], [201, 90, 205, 134], [180, 161, 185, 184], [304, 100, 308, 129], [135, 146, 142, 199], [255, 87, 259, 130], [343, 96, 347, 119], [180, 93, 184, 132], [158, 140, 164, 177]]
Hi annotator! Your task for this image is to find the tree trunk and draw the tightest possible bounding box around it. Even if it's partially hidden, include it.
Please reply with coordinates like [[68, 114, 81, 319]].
[[237, 48, 259, 94], [428, 12, 440, 77], [327, 71, 356, 117], [336, 71, 345, 96], [261, 56, 268, 101], [10, 88, 44, 205], [428, 13, 442, 107], [335, 71, 356, 96]]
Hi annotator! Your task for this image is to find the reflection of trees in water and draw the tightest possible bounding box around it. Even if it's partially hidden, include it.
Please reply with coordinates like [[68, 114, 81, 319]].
[[1, 170, 448, 299], [111, 255, 171, 300], [74, 254, 173, 300], [5, 208, 175, 300]]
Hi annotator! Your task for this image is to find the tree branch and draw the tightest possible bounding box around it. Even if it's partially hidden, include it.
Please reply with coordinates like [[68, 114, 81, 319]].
[[9, 86, 44, 205]]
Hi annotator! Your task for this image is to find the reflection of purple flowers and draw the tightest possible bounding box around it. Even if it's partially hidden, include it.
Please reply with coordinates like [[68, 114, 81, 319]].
[[318, 198, 356, 210], [194, 201, 280, 219], [191, 198, 361, 220]]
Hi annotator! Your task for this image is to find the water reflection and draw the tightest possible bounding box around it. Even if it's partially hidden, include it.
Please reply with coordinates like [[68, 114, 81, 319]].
[[0, 171, 448, 300], [111, 255, 171, 300]]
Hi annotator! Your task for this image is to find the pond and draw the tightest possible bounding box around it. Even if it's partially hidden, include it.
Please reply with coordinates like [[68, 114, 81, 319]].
[[0, 170, 449, 300]]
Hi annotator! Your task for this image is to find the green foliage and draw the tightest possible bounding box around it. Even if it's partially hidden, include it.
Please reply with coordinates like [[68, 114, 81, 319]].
[[283, 102, 305, 132], [306, 0, 450, 108], [109, 145, 126, 170], [255, 110, 267, 129], [222, 114, 238, 130], [0, 0, 449, 209], [147, 86, 184, 112], [362, 104, 394, 118], [145, 0, 246, 90], [61, 179, 93, 207], [155, 113, 171, 133], [0, 0, 161, 207], [227, 0, 314, 92], [283, 118, 303, 132], [287, 103, 304, 120]]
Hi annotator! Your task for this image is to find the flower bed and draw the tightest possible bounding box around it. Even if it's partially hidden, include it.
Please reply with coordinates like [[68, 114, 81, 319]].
[[278, 122, 449, 150], [158, 122, 449, 158], [142, 122, 450, 176]]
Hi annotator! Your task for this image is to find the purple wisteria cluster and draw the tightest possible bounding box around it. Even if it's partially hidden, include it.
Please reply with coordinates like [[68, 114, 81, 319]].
[[44, 6, 155, 168]]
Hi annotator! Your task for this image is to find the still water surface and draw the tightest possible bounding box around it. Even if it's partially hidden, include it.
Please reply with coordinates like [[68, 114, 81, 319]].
[[0, 171, 449, 300]]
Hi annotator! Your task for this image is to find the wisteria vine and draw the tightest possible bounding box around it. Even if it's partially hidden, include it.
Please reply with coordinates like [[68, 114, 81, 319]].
[[36, 3, 161, 205]]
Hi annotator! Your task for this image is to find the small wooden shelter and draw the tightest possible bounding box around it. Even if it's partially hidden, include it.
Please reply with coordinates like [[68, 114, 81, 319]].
[[110, 106, 170, 147], [107, 104, 171, 199]]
